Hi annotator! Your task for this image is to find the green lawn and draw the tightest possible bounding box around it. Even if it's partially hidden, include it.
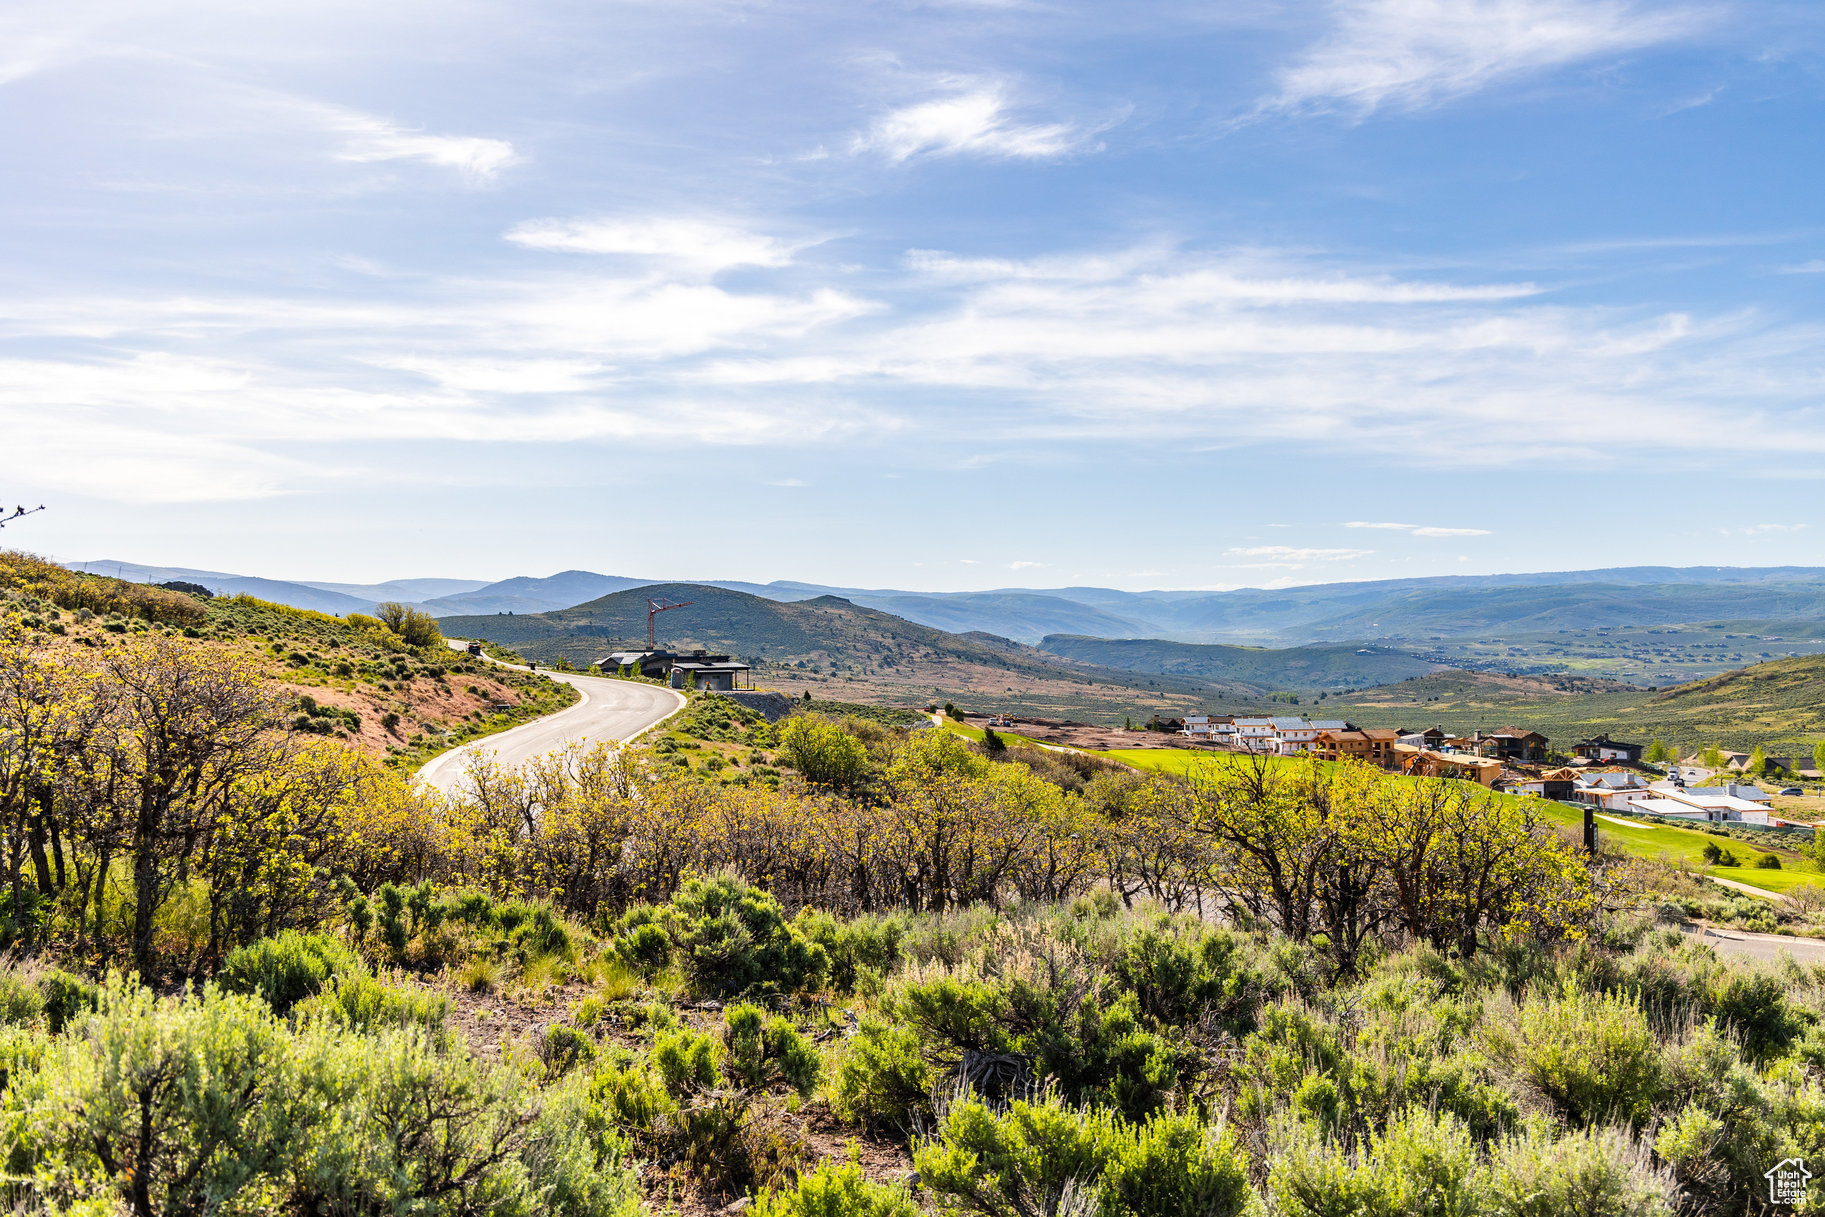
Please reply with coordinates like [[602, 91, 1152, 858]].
[[1095, 748, 1338, 777]]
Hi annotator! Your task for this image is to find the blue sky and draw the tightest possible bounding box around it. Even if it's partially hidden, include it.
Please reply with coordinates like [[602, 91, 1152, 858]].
[[3, 0, 1823, 590]]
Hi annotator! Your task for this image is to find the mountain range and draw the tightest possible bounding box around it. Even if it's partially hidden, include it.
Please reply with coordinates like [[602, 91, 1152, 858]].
[[440, 583, 1232, 722], [72, 560, 1825, 649]]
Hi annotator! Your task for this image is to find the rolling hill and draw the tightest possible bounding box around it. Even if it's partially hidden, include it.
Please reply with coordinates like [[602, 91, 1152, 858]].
[[440, 584, 1249, 722], [69, 558, 1825, 686], [418, 571, 652, 616], [1328, 654, 1825, 757], [1038, 635, 1440, 691]]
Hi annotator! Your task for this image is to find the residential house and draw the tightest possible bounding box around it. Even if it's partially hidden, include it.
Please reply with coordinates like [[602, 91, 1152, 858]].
[[1397, 726, 1448, 750], [1473, 728, 1550, 763], [1505, 767, 1579, 800], [1630, 781, 1773, 825], [1397, 747, 1501, 787], [599, 649, 752, 692], [1278, 718, 1348, 755], [1180, 715, 1236, 744], [1573, 734, 1644, 764], [1314, 727, 1400, 768], [1573, 770, 1653, 811]]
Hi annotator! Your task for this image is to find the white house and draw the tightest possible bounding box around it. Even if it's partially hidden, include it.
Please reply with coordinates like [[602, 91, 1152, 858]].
[[1632, 782, 1774, 824]]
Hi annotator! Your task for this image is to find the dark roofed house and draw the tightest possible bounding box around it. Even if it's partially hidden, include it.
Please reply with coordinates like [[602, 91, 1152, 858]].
[[1474, 728, 1549, 763], [599, 649, 752, 692], [1573, 734, 1643, 764]]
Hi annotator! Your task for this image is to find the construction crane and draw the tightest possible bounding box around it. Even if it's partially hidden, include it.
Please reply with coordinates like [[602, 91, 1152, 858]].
[[647, 598, 692, 649]]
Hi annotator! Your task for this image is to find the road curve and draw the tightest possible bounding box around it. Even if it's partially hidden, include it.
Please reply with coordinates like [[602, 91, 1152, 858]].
[[1682, 923, 1825, 965], [418, 642, 685, 796]]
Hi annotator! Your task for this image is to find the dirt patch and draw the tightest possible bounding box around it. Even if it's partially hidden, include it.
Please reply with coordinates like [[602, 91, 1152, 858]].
[[978, 714, 1199, 752]]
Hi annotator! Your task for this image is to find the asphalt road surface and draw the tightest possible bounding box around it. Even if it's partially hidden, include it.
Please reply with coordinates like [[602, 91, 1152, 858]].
[[1683, 923, 1825, 965], [418, 644, 684, 796]]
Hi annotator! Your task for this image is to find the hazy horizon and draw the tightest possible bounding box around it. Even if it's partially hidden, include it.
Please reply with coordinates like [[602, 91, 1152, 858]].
[[53, 554, 1825, 600]]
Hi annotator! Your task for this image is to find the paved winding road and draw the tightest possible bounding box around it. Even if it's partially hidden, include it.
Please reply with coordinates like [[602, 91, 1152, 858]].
[[1683, 923, 1825, 964], [418, 643, 685, 796]]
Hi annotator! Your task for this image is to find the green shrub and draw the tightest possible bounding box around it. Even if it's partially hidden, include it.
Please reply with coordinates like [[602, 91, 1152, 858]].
[[539, 1023, 598, 1080], [795, 909, 905, 994], [834, 1016, 934, 1126], [0, 971, 44, 1026], [1704, 969, 1802, 1062], [916, 1092, 1250, 1217], [291, 1025, 547, 1215], [724, 1002, 821, 1097], [1492, 1124, 1677, 1217], [1113, 924, 1261, 1036], [753, 1160, 921, 1217], [653, 1026, 722, 1096], [13, 978, 295, 1215], [519, 1069, 647, 1217], [588, 1061, 679, 1133], [38, 969, 98, 1033], [1486, 986, 1662, 1127], [1269, 1107, 1480, 1217], [776, 716, 869, 789], [294, 973, 449, 1037], [501, 901, 575, 959], [609, 906, 674, 971], [1753, 853, 1782, 870], [222, 930, 363, 1015], [668, 874, 827, 998]]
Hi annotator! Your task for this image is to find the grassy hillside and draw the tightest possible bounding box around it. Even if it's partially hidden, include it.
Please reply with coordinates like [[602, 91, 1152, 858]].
[[444, 583, 1267, 723], [1329, 656, 1825, 756], [1039, 634, 1438, 692], [2, 552, 576, 770]]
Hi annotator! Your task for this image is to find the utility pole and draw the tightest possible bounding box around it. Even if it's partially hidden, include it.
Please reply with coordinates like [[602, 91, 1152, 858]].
[[647, 598, 691, 649]]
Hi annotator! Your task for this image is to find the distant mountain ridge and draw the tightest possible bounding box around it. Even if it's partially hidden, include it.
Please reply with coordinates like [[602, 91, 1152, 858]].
[[438, 583, 1240, 723], [69, 560, 1825, 650], [1039, 636, 1440, 691]]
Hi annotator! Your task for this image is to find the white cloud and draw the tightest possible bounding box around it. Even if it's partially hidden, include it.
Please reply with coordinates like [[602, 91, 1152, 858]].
[[1270, 0, 1705, 117], [1348, 520, 1491, 536], [1009, 560, 1044, 570], [1780, 261, 1825, 275], [854, 80, 1090, 162], [506, 217, 801, 275], [329, 109, 516, 183], [1229, 546, 1373, 560], [3, 237, 1821, 505]]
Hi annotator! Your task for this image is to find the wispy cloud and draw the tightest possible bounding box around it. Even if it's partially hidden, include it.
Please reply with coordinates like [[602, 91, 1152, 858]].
[[1268, 0, 1706, 117], [1229, 546, 1373, 560], [1779, 260, 1825, 275], [329, 109, 516, 184], [4, 235, 1820, 505], [506, 217, 803, 275], [1347, 520, 1492, 536], [853, 79, 1093, 162], [1009, 560, 1044, 570]]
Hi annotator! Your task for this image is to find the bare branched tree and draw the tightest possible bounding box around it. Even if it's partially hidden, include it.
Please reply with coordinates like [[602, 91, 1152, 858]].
[[0, 505, 45, 528]]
